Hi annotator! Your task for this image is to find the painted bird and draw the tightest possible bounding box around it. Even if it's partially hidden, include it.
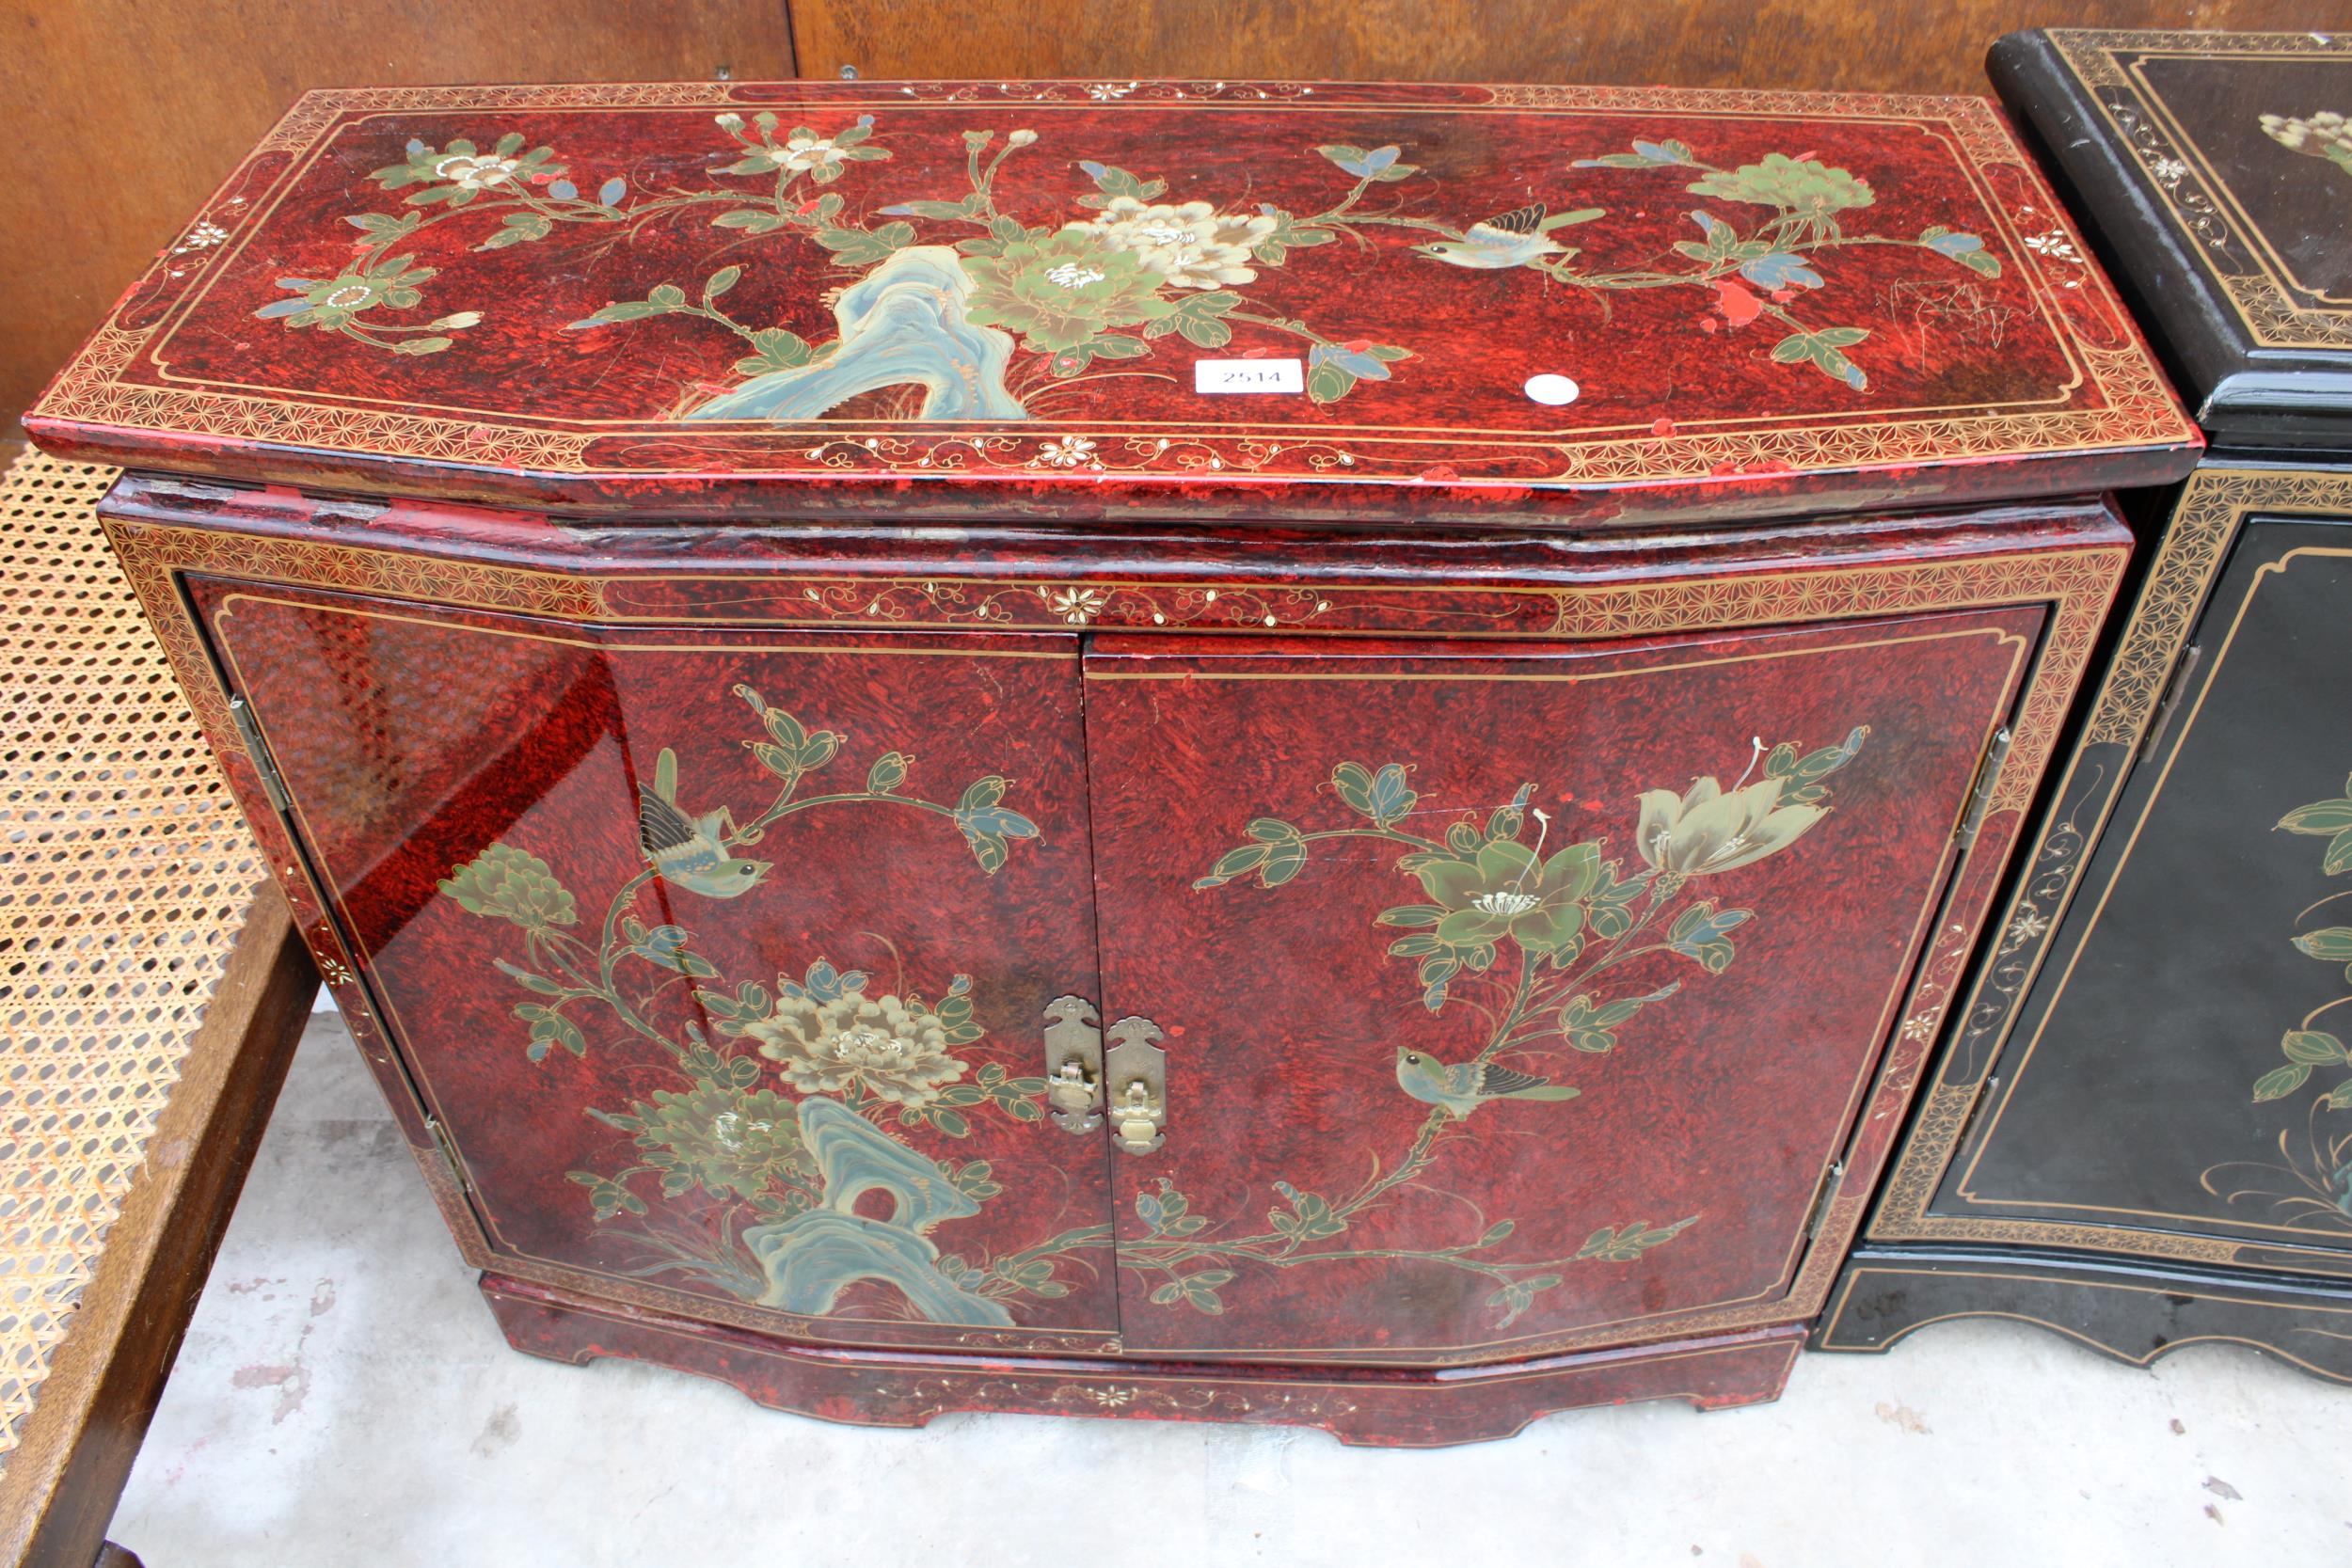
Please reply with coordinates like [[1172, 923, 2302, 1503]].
[[637, 747, 771, 898], [1412, 203, 1603, 271], [1393, 1049, 1581, 1119]]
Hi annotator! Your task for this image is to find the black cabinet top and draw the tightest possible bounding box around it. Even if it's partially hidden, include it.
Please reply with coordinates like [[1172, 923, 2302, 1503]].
[[1992, 29, 2352, 450]]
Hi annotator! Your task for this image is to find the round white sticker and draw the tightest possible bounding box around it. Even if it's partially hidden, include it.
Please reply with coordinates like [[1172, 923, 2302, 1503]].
[[1523, 373, 1581, 405]]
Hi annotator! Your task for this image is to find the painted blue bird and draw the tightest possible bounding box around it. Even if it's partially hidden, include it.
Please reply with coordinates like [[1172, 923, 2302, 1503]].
[[1394, 1049, 1581, 1118], [1413, 202, 1604, 271], [637, 747, 771, 898]]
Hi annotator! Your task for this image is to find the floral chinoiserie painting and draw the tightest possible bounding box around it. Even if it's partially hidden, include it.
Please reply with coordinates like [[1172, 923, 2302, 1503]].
[[2203, 769, 2352, 1236], [53, 80, 2172, 503], [426, 666, 1873, 1335], [260, 116, 2005, 419]]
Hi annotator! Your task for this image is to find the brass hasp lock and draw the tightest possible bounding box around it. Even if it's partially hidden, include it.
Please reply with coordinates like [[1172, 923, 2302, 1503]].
[[1105, 1016, 1168, 1155], [1041, 995, 1104, 1135]]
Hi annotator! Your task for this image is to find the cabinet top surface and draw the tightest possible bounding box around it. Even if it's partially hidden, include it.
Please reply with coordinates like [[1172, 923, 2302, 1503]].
[[26, 80, 2197, 524], [1999, 30, 2352, 442]]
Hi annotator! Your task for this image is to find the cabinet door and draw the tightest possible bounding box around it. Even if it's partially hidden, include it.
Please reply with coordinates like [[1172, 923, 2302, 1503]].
[[1084, 612, 2037, 1360], [1930, 517, 2352, 1263], [192, 580, 1120, 1350]]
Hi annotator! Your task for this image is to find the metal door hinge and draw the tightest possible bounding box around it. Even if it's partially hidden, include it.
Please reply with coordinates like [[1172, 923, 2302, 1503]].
[[1804, 1162, 1846, 1241], [2136, 643, 2203, 766], [1955, 1075, 2001, 1154], [425, 1118, 471, 1194], [1953, 728, 2012, 851], [227, 694, 293, 814]]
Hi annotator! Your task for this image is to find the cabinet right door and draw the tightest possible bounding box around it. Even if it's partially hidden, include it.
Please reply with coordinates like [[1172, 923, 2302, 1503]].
[[1083, 609, 2039, 1361], [1929, 516, 2352, 1266]]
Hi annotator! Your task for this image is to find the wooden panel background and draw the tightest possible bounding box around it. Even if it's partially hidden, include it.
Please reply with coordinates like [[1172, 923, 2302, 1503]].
[[0, 0, 2324, 423]]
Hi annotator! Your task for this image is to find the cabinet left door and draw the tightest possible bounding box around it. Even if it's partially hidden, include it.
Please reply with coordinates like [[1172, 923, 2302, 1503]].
[[190, 579, 1122, 1352]]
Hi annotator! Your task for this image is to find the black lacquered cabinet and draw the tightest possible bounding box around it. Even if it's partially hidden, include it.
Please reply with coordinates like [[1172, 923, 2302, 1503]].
[[1820, 29, 2352, 1384]]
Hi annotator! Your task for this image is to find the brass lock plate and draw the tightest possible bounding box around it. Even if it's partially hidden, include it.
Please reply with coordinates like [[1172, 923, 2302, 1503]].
[[1105, 1016, 1167, 1155], [1041, 995, 1104, 1134]]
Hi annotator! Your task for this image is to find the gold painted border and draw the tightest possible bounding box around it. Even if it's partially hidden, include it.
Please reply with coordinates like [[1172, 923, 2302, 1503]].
[[32, 80, 2193, 494], [2126, 57, 2352, 311], [2045, 29, 2352, 351], [1870, 466, 2352, 1267], [105, 518, 2122, 1368]]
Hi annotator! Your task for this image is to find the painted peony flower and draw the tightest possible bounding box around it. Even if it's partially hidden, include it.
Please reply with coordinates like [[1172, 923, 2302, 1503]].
[[602, 1080, 810, 1201], [961, 230, 1177, 352], [1414, 837, 1601, 955], [1688, 154, 1874, 235], [1075, 198, 1279, 290], [745, 987, 971, 1106]]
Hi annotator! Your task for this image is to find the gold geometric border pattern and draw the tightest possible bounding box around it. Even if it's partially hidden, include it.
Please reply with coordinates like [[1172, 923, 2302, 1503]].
[[103, 512, 2124, 1367], [35, 81, 2193, 494], [1868, 465, 2352, 1267], [2046, 28, 2352, 352]]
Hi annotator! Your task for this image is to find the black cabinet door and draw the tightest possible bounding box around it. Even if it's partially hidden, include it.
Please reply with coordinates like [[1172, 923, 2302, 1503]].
[[1929, 515, 2352, 1266]]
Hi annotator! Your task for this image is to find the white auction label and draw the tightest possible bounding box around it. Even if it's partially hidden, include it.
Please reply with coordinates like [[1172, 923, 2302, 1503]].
[[1523, 373, 1581, 405], [1194, 357, 1305, 394]]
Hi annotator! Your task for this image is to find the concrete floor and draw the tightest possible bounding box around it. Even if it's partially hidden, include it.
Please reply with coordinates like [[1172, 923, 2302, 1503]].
[[109, 1010, 2349, 1567]]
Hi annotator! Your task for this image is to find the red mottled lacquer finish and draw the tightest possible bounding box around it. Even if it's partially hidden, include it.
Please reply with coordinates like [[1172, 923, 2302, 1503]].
[[27, 81, 2196, 526], [84, 467, 2127, 1438], [1085, 620, 2031, 1359], [480, 1273, 1803, 1447]]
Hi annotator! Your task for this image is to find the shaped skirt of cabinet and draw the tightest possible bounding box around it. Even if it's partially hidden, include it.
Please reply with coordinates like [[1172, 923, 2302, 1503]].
[[108, 481, 2124, 1442], [1822, 462, 2352, 1383]]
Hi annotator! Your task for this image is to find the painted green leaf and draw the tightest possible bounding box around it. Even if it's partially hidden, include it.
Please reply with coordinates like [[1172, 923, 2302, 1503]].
[[1195, 844, 1268, 888], [567, 1171, 647, 1220], [711, 209, 786, 233], [2277, 796, 2352, 835], [2293, 927, 2352, 963], [880, 198, 981, 220], [1259, 836, 1309, 887], [1576, 1214, 1697, 1261], [1486, 784, 1533, 842], [565, 298, 662, 329], [1668, 903, 1750, 974], [2281, 1030, 2348, 1066], [1331, 761, 1416, 828], [955, 790, 1041, 875], [866, 751, 911, 794], [2252, 1062, 2312, 1102], [1306, 360, 1356, 404], [1076, 160, 1166, 206], [494, 959, 565, 996]]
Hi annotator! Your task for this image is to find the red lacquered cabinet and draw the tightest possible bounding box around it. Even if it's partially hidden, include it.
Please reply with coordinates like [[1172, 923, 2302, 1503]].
[[28, 79, 2199, 1444]]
